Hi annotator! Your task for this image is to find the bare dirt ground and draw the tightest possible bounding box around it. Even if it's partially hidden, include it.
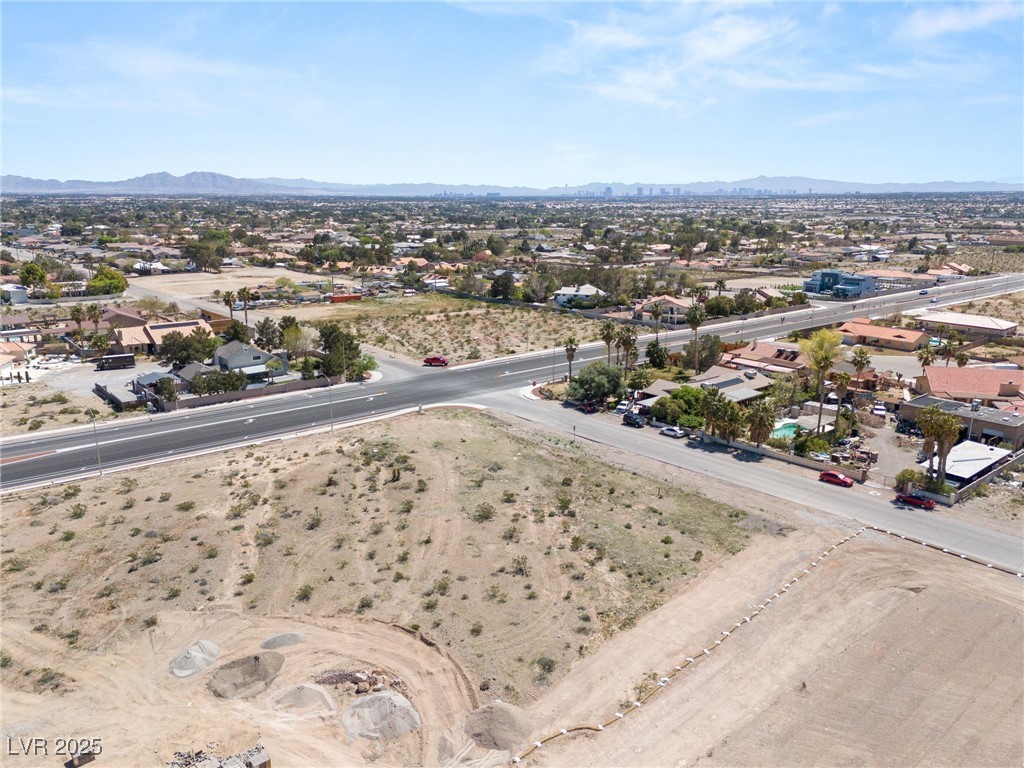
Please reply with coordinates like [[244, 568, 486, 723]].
[[132, 267, 304, 299], [0, 380, 119, 436], [523, 535, 1023, 768], [2, 410, 1020, 768], [947, 289, 1024, 326]]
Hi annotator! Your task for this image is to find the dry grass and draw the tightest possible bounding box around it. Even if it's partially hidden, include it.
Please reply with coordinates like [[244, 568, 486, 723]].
[[0, 410, 750, 705], [0, 382, 117, 436]]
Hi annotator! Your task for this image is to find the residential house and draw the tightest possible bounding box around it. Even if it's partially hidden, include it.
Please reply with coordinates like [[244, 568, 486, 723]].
[[900, 394, 1024, 450], [633, 295, 692, 326], [174, 361, 217, 391], [553, 284, 607, 307], [836, 319, 929, 351], [689, 365, 773, 403], [914, 366, 1023, 406], [145, 320, 215, 354], [212, 340, 284, 381], [721, 341, 808, 374], [916, 311, 1017, 339]]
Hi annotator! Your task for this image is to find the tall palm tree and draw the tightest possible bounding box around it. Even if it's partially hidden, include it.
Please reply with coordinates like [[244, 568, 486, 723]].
[[600, 320, 616, 365], [718, 401, 745, 445], [86, 303, 103, 333], [685, 303, 707, 371], [832, 371, 852, 403], [714, 278, 727, 296], [702, 387, 726, 437], [69, 304, 85, 342], [934, 413, 963, 487], [616, 326, 638, 370], [937, 340, 957, 367], [222, 290, 236, 320], [650, 304, 663, 345], [563, 335, 579, 382], [916, 405, 942, 480], [851, 347, 871, 384], [799, 329, 843, 435], [237, 287, 253, 327], [746, 399, 776, 448], [916, 346, 936, 372]]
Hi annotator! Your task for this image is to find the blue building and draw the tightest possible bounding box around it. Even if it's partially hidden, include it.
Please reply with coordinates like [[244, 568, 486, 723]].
[[803, 270, 879, 299]]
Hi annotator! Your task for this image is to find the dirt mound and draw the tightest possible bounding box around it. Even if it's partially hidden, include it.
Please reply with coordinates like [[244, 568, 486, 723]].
[[464, 702, 533, 752], [260, 632, 304, 650], [342, 690, 421, 741], [168, 640, 220, 678], [271, 684, 332, 714], [207, 652, 284, 699]]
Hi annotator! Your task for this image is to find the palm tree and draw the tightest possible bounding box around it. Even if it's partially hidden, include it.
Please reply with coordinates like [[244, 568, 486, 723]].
[[714, 278, 727, 297], [916, 405, 942, 480], [916, 346, 936, 372], [937, 340, 957, 367], [650, 304, 663, 345], [600, 320, 616, 365], [799, 329, 843, 435], [69, 304, 85, 342], [684, 303, 707, 371], [832, 371, 852, 403], [86, 303, 103, 333], [702, 387, 726, 437], [616, 326, 638, 369], [222, 290, 236, 320], [851, 347, 871, 385], [563, 335, 579, 382], [237, 287, 253, 327], [934, 413, 963, 487], [746, 399, 776, 448], [955, 350, 970, 367], [718, 401, 745, 445]]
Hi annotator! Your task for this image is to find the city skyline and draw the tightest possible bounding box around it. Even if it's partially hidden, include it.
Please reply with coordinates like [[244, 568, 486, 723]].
[[3, 2, 1022, 186]]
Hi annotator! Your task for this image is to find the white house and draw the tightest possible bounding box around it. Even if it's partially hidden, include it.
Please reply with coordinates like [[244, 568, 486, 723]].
[[553, 283, 607, 307]]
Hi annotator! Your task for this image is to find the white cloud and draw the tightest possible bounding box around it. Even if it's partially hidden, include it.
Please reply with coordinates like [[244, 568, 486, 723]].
[[900, 3, 1023, 40]]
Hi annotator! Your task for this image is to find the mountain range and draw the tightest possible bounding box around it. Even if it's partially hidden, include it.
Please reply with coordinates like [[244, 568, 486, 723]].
[[2, 171, 1020, 196]]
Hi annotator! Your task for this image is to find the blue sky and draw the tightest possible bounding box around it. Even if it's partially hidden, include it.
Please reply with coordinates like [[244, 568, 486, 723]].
[[3, 1, 1022, 185]]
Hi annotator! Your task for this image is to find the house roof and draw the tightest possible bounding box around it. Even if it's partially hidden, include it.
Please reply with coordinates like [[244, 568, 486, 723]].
[[116, 326, 151, 347], [146, 320, 212, 346], [722, 341, 807, 370], [918, 440, 1010, 482], [836, 321, 929, 344], [214, 340, 270, 359], [920, 366, 1023, 400], [917, 311, 1017, 332]]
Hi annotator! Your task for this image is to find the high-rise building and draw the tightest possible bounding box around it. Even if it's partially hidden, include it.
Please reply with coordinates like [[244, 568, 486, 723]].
[[637, 186, 644, 197]]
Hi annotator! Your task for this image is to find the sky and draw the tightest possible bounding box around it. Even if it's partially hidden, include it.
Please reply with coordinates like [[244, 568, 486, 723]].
[[3, 1, 1023, 186]]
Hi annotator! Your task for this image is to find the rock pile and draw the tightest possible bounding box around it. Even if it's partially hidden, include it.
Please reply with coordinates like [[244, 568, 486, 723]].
[[314, 668, 404, 695]]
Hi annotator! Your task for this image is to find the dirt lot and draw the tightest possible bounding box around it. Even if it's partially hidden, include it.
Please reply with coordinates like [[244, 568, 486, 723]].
[[1, 410, 1020, 767], [948, 289, 1024, 326]]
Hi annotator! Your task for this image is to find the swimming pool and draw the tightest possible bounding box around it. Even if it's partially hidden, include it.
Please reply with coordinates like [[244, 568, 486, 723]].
[[771, 421, 799, 439]]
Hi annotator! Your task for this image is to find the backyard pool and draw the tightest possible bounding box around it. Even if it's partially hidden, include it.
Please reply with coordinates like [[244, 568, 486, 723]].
[[771, 420, 800, 439]]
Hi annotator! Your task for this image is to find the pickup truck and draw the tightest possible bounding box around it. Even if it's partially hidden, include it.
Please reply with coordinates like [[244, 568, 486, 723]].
[[423, 356, 449, 367]]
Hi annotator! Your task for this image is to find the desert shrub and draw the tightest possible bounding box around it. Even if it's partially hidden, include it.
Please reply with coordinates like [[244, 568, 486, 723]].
[[472, 503, 495, 523], [295, 584, 314, 602]]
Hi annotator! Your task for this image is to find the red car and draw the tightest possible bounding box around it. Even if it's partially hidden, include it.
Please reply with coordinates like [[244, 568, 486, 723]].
[[819, 470, 854, 487], [423, 356, 449, 367], [576, 401, 599, 414], [895, 492, 936, 510]]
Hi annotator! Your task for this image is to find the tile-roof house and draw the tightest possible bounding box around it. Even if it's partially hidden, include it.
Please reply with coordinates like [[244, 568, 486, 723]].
[[836, 319, 929, 351], [915, 366, 1023, 406], [721, 341, 808, 374], [212, 341, 283, 377]]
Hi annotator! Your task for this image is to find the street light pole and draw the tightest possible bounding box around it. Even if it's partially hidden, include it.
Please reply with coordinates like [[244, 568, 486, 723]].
[[319, 372, 334, 431], [89, 411, 104, 476]]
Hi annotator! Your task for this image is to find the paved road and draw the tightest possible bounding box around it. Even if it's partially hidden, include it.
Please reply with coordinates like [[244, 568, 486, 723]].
[[2, 275, 1022, 569]]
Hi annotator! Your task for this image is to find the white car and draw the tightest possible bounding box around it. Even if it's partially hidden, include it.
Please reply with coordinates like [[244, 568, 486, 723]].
[[660, 426, 686, 439], [614, 400, 632, 414]]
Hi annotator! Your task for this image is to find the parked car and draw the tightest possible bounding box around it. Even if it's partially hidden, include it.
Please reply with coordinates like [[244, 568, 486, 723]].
[[819, 470, 854, 487], [576, 401, 599, 414], [659, 426, 686, 439], [614, 400, 632, 414], [895, 491, 936, 509], [622, 411, 646, 428], [422, 356, 449, 367]]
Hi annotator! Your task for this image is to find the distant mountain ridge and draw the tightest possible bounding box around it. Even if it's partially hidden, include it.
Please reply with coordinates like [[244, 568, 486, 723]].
[[2, 171, 1020, 196]]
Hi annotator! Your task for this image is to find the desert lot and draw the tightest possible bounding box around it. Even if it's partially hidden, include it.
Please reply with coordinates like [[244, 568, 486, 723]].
[[1, 410, 1021, 767]]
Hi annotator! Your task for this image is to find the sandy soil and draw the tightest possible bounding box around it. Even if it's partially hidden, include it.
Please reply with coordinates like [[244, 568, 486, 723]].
[[0, 380, 120, 436], [131, 267, 306, 299], [522, 535, 1023, 768]]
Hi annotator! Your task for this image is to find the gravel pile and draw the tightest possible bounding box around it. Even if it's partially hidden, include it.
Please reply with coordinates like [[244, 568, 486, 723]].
[[168, 640, 221, 678], [464, 702, 533, 752], [272, 684, 332, 714], [342, 691, 421, 741], [260, 632, 304, 650]]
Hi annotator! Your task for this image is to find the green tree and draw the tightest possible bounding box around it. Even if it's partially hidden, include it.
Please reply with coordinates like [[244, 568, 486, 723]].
[[222, 290, 236, 320], [69, 304, 85, 341], [566, 361, 625, 403], [702, 387, 727, 436], [832, 371, 852, 403], [851, 347, 872, 383], [704, 295, 734, 318], [486, 234, 507, 257], [718, 400, 745, 444], [687, 334, 723, 374], [563, 335, 579, 381], [644, 338, 668, 369], [615, 325, 638, 369], [714, 278, 727, 296], [223, 320, 250, 343], [86, 265, 128, 296], [799, 329, 844, 435], [156, 376, 178, 402], [19, 262, 47, 289], [254, 318, 281, 350], [650, 303, 663, 344], [627, 366, 654, 392], [86, 303, 103, 332], [746, 399, 776, 448], [916, 346, 936, 371], [237, 287, 253, 327], [490, 271, 516, 300]]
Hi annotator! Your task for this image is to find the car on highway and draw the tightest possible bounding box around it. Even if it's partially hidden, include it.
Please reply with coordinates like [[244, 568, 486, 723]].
[[929, 297, 938, 304], [919, 289, 929, 295], [895, 491, 936, 509], [819, 469, 854, 487], [659, 426, 687, 439], [422, 356, 449, 367], [622, 411, 646, 428], [576, 401, 599, 414]]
